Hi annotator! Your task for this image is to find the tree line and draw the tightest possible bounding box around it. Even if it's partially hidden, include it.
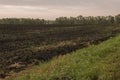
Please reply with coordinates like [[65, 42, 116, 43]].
[[0, 14, 120, 26]]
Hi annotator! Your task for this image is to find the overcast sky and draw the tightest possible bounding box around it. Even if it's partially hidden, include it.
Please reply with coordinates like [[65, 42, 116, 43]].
[[0, 0, 120, 19]]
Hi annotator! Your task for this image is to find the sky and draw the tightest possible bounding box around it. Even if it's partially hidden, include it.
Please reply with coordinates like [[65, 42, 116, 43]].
[[0, 0, 120, 19]]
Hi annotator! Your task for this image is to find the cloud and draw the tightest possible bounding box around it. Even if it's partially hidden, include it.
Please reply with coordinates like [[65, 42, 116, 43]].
[[0, 0, 120, 11], [0, 0, 119, 7], [0, 0, 83, 6], [0, 0, 120, 19]]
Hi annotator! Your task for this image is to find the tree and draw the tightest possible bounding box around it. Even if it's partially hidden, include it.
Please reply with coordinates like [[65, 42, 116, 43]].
[[115, 14, 120, 24]]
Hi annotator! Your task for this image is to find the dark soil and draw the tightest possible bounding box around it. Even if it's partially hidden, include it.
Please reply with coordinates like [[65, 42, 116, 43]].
[[0, 24, 120, 78]]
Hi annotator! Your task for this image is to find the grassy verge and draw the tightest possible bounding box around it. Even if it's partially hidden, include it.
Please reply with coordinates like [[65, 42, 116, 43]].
[[8, 35, 120, 80]]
